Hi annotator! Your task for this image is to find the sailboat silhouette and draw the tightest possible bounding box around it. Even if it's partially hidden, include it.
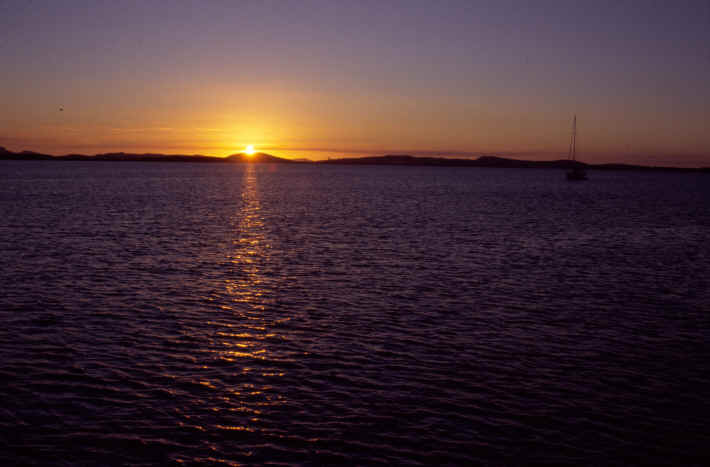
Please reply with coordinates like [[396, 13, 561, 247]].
[[566, 115, 587, 181]]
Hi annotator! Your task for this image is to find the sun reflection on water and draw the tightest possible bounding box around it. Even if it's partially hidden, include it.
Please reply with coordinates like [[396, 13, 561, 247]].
[[227, 165, 268, 305], [225, 163, 269, 315], [204, 163, 287, 435]]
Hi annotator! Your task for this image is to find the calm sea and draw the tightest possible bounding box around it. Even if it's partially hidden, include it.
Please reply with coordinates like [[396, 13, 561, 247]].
[[1, 161, 709, 465]]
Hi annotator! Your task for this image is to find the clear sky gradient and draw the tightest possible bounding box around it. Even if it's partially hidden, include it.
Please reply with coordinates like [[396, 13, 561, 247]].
[[2, 0, 709, 165]]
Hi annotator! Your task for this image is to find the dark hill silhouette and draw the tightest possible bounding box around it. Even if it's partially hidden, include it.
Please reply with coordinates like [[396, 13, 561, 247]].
[[0, 148, 53, 160], [320, 154, 708, 172], [69, 153, 221, 162], [225, 152, 294, 163], [320, 154, 585, 168], [0, 149, 293, 163], [1, 147, 707, 171]]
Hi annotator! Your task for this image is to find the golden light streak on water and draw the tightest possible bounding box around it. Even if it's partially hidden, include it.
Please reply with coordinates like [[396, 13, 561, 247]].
[[207, 163, 286, 428]]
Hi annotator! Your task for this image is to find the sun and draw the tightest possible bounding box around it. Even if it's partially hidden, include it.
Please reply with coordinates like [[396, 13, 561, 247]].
[[244, 145, 255, 156]]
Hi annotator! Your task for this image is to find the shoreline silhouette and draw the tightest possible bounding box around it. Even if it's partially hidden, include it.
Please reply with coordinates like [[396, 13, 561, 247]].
[[1, 146, 707, 172]]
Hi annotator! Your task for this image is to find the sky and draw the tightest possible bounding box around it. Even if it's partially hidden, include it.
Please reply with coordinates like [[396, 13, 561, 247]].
[[1, 0, 709, 166]]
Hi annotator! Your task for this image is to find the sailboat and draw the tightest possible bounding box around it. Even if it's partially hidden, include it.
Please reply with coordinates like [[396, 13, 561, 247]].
[[566, 115, 587, 181]]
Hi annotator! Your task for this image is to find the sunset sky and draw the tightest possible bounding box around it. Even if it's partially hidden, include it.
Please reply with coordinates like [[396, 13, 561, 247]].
[[2, 0, 709, 166]]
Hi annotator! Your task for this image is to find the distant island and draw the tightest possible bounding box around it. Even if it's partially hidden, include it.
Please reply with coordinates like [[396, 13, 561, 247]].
[[0, 147, 291, 164], [319, 154, 709, 172], [1, 146, 707, 172]]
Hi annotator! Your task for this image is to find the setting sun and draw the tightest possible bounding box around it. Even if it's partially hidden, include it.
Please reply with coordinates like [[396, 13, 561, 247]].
[[244, 145, 255, 155]]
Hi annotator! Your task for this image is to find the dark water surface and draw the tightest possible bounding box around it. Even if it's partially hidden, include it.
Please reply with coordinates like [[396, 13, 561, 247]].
[[1, 161, 709, 465]]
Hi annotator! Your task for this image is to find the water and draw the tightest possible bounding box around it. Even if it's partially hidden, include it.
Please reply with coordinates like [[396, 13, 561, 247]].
[[1, 161, 709, 465]]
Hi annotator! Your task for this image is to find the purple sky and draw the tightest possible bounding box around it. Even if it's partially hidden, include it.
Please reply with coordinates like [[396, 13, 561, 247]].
[[1, 0, 709, 165]]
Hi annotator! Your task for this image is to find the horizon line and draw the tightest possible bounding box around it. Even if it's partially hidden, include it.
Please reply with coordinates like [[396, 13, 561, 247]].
[[2, 143, 709, 162], [3, 145, 709, 170]]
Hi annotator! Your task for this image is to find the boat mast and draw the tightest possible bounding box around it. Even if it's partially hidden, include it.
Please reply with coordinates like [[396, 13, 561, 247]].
[[570, 115, 577, 162]]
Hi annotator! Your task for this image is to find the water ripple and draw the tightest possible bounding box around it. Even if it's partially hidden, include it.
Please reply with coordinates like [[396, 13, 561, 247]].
[[1, 162, 709, 464]]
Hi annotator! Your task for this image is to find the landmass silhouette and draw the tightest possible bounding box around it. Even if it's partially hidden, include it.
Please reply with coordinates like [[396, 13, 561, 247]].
[[0, 146, 707, 172], [0, 148, 292, 164]]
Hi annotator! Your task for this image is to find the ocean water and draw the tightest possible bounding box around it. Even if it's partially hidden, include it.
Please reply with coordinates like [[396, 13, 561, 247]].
[[1, 161, 709, 465]]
